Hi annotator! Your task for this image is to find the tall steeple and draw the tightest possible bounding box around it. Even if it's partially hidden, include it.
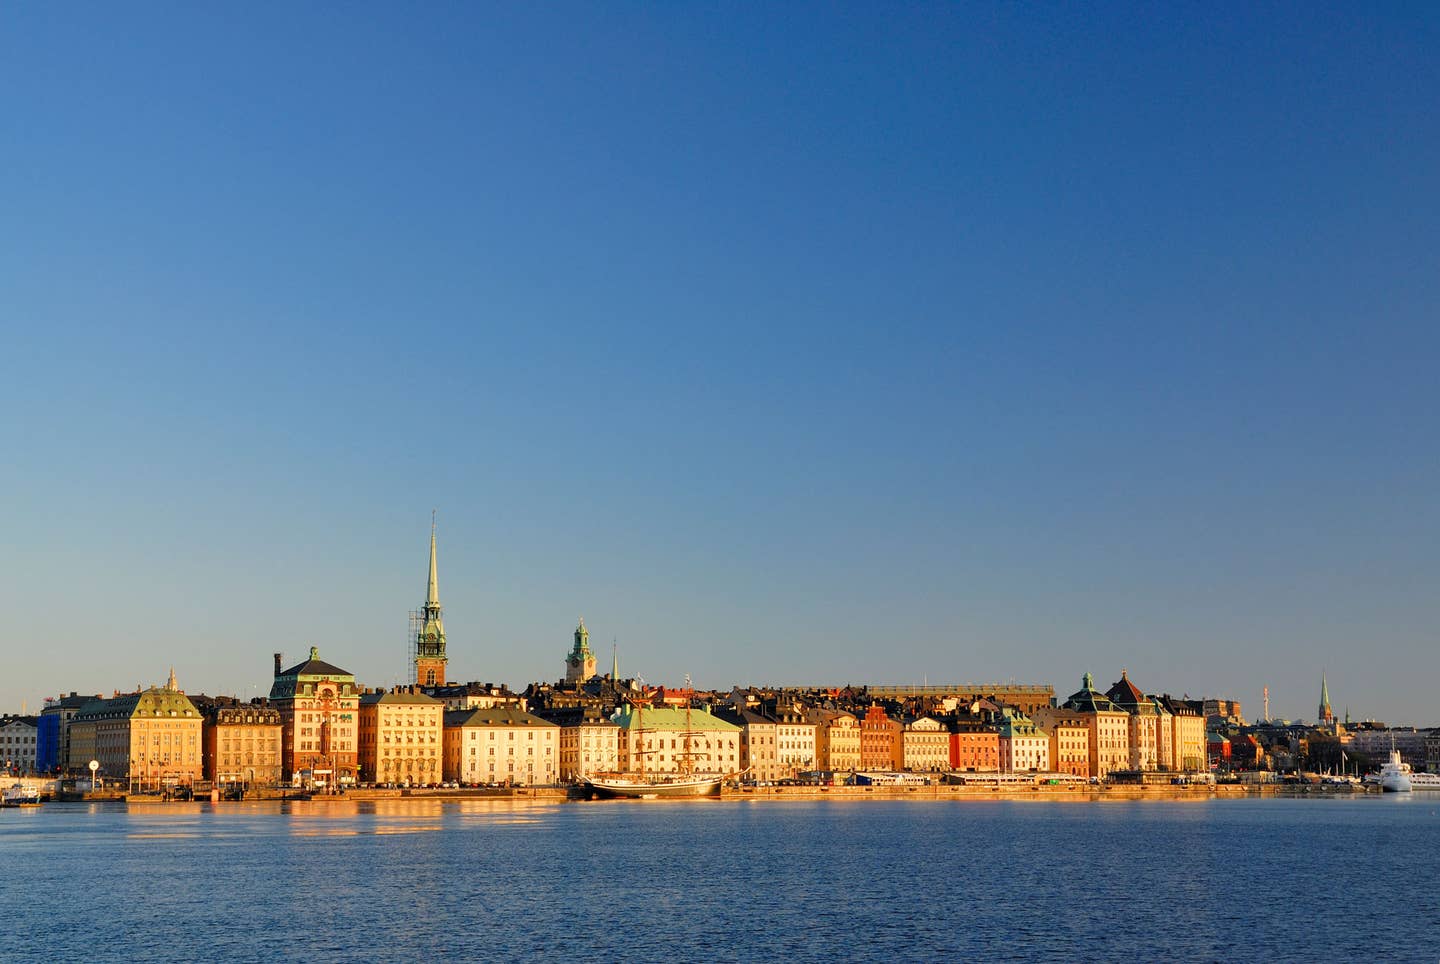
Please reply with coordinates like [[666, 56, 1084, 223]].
[[427, 512, 440, 609], [1318, 672, 1333, 724], [565, 617, 596, 684], [414, 512, 448, 687]]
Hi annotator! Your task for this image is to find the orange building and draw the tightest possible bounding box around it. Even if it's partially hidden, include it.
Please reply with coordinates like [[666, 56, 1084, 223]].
[[859, 705, 902, 770], [948, 720, 1000, 772]]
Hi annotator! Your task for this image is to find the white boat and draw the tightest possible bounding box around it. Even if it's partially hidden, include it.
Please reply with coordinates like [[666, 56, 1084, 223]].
[[1408, 771, 1440, 791], [1, 784, 42, 807], [1379, 748, 1412, 793]]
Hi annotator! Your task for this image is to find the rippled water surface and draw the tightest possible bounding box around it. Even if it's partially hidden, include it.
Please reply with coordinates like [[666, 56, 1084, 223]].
[[2, 796, 1436, 962]]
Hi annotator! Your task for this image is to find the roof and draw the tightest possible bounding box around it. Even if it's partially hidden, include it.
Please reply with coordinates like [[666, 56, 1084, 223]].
[[74, 687, 200, 722], [444, 706, 558, 728], [279, 656, 352, 679], [1062, 674, 1121, 714], [361, 690, 443, 707], [1105, 672, 1151, 711], [611, 705, 741, 733]]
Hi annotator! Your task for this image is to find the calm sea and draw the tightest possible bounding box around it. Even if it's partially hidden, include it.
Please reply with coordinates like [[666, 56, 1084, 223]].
[[1, 796, 1436, 962]]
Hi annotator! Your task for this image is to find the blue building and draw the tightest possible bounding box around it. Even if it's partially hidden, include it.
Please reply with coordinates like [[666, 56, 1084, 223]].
[[37, 693, 92, 774]]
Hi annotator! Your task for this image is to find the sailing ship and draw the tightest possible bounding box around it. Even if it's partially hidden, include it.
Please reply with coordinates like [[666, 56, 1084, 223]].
[[584, 690, 732, 799]]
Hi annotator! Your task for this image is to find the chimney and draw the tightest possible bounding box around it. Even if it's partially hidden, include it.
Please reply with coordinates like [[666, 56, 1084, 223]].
[[274, 653, 283, 677]]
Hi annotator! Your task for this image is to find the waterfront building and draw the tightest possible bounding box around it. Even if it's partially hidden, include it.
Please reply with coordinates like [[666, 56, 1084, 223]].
[[716, 708, 781, 782], [443, 706, 559, 785], [68, 672, 203, 789], [268, 648, 361, 788], [1152, 697, 1175, 770], [1160, 696, 1207, 771], [774, 705, 817, 777], [947, 718, 1000, 772], [1059, 674, 1130, 778], [612, 704, 741, 776], [1427, 731, 1440, 775], [564, 618, 597, 685], [808, 709, 860, 773], [532, 706, 619, 781], [859, 705, 902, 770], [901, 716, 949, 772], [359, 688, 445, 785], [39, 693, 92, 773], [413, 520, 449, 687], [1, 717, 38, 775], [1032, 709, 1089, 778], [1106, 671, 1159, 771], [997, 712, 1049, 773], [202, 702, 283, 787]]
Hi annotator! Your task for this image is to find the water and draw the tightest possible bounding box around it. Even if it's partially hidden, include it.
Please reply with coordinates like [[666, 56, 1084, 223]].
[[1, 796, 1436, 962]]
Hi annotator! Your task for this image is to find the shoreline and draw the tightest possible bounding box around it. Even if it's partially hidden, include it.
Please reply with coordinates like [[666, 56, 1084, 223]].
[[36, 781, 1386, 806]]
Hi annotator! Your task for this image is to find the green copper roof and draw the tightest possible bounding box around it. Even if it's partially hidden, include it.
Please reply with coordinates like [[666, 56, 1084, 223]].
[[610, 706, 741, 733]]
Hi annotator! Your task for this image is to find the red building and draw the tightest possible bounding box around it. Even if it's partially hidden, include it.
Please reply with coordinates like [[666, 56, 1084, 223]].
[[948, 720, 1000, 772], [859, 705, 901, 770]]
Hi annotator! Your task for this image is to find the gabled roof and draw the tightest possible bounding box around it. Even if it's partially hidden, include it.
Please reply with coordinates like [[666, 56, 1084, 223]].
[[280, 656, 352, 679], [1105, 671, 1147, 708], [444, 706, 557, 728], [611, 705, 741, 733], [361, 690, 443, 707]]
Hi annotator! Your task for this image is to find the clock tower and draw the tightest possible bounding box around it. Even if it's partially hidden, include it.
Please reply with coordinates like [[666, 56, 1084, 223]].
[[565, 617, 596, 684], [414, 517, 448, 686]]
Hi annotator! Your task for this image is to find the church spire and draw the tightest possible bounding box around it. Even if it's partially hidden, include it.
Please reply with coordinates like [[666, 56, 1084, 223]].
[[427, 509, 440, 608], [1319, 671, 1333, 723], [414, 513, 447, 686]]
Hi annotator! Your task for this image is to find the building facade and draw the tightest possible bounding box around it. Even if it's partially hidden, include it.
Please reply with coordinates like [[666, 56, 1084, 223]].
[[359, 689, 445, 785], [998, 714, 1050, 773], [613, 704, 741, 777], [1, 717, 38, 775], [268, 648, 361, 788], [535, 706, 619, 781], [443, 706, 559, 785], [203, 703, 283, 787], [948, 720, 1000, 772], [1032, 709, 1090, 778], [1059, 674, 1131, 779], [859, 705, 902, 770], [68, 673, 203, 788], [901, 717, 949, 771], [809, 709, 860, 773]]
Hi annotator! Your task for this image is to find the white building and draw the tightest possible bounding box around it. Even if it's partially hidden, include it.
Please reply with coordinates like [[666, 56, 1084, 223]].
[[1, 717, 38, 774]]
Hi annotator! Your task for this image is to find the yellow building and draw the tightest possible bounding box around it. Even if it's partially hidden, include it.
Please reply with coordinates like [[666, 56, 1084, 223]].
[[901, 716, 949, 771], [1032, 708, 1091, 778], [204, 703, 283, 787], [69, 671, 203, 790], [1059, 674, 1131, 778], [536, 706, 619, 782], [359, 689, 445, 786], [444, 706, 559, 786], [808, 710, 860, 773]]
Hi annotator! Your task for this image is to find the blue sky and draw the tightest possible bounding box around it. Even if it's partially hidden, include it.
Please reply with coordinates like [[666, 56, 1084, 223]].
[[2, 4, 1436, 722]]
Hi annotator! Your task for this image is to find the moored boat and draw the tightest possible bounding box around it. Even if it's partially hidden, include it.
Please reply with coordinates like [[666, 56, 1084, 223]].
[[1407, 771, 1440, 792], [1378, 748, 1412, 793], [584, 772, 724, 799], [2, 783, 42, 807]]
